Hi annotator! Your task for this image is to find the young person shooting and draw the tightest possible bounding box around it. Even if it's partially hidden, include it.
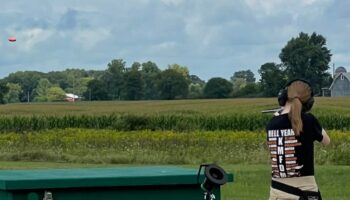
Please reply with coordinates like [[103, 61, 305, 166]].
[[266, 79, 330, 200]]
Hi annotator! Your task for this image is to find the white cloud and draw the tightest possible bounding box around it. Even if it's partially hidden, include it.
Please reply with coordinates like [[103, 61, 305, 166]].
[[183, 14, 224, 49], [244, 0, 282, 15], [244, 0, 331, 17], [73, 28, 111, 50], [161, 0, 184, 6], [6, 28, 53, 51], [153, 41, 177, 50], [303, 0, 317, 5], [0, 0, 348, 80]]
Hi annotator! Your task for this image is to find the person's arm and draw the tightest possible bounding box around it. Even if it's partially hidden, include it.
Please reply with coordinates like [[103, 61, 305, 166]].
[[321, 129, 330, 145]]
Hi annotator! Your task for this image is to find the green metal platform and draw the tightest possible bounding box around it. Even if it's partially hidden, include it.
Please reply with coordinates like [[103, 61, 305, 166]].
[[0, 166, 233, 200]]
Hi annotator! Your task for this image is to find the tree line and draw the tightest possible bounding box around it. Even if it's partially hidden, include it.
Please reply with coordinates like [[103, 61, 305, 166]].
[[0, 32, 333, 103]]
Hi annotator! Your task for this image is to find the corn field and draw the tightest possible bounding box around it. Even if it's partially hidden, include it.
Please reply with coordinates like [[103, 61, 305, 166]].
[[0, 98, 349, 164], [1, 98, 349, 132], [0, 112, 349, 132]]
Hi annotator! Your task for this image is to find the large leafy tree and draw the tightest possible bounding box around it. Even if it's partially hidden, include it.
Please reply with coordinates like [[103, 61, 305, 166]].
[[47, 71, 70, 90], [204, 77, 233, 98], [233, 83, 261, 97], [64, 69, 89, 97], [188, 75, 205, 99], [167, 64, 190, 81], [141, 61, 161, 99], [230, 70, 256, 83], [279, 32, 332, 94], [190, 75, 205, 86], [230, 70, 257, 97], [47, 87, 66, 102], [258, 62, 287, 97], [188, 83, 203, 99], [34, 78, 52, 102], [0, 81, 9, 104], [123, 63, 144, 100], [84, 79, 109, 101], [4, 83, 22, 103], [130, 62, 141, 71], [103, 59, 126, 100], [4, 71, 45, 102], [47, 69, 103, 91], [157, 69, 189, 100]]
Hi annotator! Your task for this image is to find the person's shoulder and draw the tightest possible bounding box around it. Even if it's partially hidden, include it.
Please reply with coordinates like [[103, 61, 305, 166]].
[[266, 114, 288, 129], [302, 112, 318, 121], [266, 116, 277, 129], [302, 112, 321, 127]]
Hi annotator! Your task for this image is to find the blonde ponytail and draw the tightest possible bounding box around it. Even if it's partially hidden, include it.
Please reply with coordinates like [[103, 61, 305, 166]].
[[288, 97, 303, 136], [287, 81, 312, 136]]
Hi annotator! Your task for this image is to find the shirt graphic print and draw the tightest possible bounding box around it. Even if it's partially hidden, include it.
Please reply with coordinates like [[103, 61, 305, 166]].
[[268, 129, 302, 178]]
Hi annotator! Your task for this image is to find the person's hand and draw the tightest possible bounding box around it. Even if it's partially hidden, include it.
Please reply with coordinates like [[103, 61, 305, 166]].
[[321, 129, 330, 145]]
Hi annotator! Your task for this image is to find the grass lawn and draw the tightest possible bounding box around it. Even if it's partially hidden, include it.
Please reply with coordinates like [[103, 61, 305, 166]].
[[0, 162, 348, 199], [222, 164, 350, 200]]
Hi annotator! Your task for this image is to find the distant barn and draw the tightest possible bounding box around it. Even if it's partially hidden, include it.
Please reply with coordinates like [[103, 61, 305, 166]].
[[65, 93, 79, 102], [329, 67, 350, 97]]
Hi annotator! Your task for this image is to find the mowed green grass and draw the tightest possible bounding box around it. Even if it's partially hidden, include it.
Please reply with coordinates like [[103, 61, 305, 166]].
[[0, 162, 348, 200], [222, 164, 350, 200]]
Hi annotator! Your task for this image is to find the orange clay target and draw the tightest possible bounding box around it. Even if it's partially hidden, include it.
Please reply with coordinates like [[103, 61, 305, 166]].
[[8, 36, 16, 42]]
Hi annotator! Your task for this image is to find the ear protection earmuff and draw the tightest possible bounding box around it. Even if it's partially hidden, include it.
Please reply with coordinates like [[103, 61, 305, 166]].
[[277, 79, 314, 112]]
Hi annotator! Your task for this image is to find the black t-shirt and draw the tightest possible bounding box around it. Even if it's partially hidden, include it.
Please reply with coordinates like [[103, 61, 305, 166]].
[[266, 112, 323, 178]]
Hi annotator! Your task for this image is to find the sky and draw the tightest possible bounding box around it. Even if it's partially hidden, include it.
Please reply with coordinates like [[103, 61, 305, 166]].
[[1, 0, 350, 81]]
